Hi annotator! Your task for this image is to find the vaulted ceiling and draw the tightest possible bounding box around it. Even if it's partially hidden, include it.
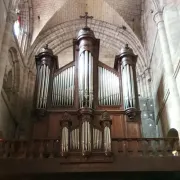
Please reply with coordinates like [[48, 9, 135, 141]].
[[31, 0, 142, 43], [17, 0, 150, 75]]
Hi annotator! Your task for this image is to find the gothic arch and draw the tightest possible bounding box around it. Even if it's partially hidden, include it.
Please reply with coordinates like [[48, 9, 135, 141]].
[[28, 20, 146, 75], [28, 0, 146, 75]]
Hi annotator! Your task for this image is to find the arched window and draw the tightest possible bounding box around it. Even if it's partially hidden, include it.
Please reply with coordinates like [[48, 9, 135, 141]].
[[13, 0, 31, 55], [13, 10, 21, 37]]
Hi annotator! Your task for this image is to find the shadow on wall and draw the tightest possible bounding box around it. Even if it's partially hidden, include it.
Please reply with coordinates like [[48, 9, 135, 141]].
[[167, 128, 179, 138]]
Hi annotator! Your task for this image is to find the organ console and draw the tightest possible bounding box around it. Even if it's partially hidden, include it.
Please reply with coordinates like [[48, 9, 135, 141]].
[[32, 13, 142, 160]]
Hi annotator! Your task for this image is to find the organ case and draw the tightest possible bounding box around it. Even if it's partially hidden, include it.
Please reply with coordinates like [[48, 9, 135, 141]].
[[32, 25, 142, 159]]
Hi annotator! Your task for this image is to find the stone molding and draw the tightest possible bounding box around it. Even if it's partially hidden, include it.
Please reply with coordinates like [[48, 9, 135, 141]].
[[153, 11, 164, 25], [6, 10, 17, 24]]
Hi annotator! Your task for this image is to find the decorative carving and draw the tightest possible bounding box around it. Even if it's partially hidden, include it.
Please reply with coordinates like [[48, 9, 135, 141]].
[[60, 112, 72, 127], [125, 107, 138, 120], [102, 111, 111, 121], [100, 111, 112, 128], [6, 10, 17, 23], [62, 112, 71, 121], [82, 114, 91, 122]]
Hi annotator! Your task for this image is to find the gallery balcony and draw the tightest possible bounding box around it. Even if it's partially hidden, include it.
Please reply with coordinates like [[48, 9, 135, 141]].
[[0, 137, 179, 176]]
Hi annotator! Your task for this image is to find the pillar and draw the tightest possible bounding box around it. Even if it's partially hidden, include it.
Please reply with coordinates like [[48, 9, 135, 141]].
[[154, 11, 180, 135], [0, 11, 16, 94]]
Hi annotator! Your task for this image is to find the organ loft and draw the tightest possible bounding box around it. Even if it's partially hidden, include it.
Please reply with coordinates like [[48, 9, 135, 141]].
[[33, 13, 141, 159]]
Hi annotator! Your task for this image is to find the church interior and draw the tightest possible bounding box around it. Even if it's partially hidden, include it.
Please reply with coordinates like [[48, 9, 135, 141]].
[[0, 0, 180, 179]]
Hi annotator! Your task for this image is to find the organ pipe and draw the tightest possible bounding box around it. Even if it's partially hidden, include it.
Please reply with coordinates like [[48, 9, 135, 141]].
[[77, 26, 95, 109], [78, 50, 93, 108], [98, 67, 120, 106], [51, 66, 75, 107], [116, 44, 139, 120], [100, 111, 112, 156], [35, 44, 58, 117]]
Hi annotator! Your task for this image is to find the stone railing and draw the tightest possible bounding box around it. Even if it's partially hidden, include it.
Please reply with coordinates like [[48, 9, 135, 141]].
[[0, 138, 178, 159]]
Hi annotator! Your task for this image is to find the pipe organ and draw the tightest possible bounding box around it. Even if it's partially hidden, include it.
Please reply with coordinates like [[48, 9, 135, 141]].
[[33, 19, 142, 161]]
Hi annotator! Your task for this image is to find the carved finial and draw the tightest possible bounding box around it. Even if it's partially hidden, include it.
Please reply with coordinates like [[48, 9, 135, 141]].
[[125, 44, 129, 48], [100, 111, 112, 127], [80, 12, 93, 27], [60, 112, 72, 127]]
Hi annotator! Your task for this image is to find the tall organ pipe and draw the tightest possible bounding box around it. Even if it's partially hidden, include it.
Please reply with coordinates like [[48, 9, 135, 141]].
[[77, 26, 95, 109], [78, 50, 94, 108], [34, 44, 58, 117], [115, 44, 139, 120]]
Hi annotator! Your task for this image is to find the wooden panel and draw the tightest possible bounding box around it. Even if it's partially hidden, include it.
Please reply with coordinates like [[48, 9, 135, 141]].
[[48, 113, 62, 138], [126, 121, 141, 138], [96, 106, 121, 111], [111, 115, 125, 138], [33, 118, 48, 138], [48, 113, 80, 138]]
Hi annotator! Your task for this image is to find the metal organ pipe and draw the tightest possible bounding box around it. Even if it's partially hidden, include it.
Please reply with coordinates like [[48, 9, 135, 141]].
[[82, 120, 91, 152], [78, 50, 93, 108], [60, 114, 72, 156], [98, 67, 120, 106], [51, 66, 75, 107]]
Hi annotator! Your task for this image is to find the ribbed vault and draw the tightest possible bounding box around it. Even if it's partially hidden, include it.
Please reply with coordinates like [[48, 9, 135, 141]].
[[28, 19, 146, 75], [31, 0, 142, 44]]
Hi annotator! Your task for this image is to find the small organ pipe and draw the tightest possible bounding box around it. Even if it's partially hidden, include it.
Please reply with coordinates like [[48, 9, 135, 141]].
[[70, 67, 72, 105], [52, 66, 75, 107], [72, 66, 75, 105], [130, 66, 135, 106], [57, 72, 60, 105], [98, 67, 120, 106], [36, 66, 42, 108], [59, 72, 62, 105]]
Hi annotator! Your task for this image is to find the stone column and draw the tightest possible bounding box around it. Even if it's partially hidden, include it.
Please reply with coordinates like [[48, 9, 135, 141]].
[[0, 10, 16, 93], [154, 11, 180, 135]]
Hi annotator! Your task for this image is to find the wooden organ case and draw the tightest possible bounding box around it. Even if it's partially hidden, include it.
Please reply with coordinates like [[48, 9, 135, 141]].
[[33, 25, 142, 161]]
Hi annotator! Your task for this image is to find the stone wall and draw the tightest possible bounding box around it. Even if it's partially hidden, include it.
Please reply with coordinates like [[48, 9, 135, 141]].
[[0, 0, 10, 53], [142, 0, 180, 137], [0, 0, 35, 138]]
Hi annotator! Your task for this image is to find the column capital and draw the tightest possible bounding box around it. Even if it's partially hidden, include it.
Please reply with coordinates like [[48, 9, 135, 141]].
[[153, 11, 164, 25], [6, 10, 17, 24]]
